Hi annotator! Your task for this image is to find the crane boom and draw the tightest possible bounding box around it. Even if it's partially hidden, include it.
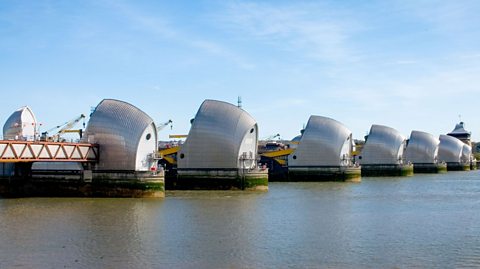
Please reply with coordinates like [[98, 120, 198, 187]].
[[58, 114, 86, 134], [263, 133, 281, 141], [157, 119, 173, 132], [41, 114, 86, 142]]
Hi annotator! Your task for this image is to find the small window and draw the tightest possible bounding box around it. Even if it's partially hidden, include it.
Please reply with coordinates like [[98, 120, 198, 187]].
[[180, 153, 185, 159], [146, 133, 152, 140], [250, 128, 254, 133], [293, 155, 297, 160]]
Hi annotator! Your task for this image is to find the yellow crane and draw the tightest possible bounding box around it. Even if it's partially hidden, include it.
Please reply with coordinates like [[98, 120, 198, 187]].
[[260, 148, 295, 166], [41, 114, 86, 142], [158, 146, 180, 165]]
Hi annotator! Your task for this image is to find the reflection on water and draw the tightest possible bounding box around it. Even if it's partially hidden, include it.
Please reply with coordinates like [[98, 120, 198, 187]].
[[1, 171, 480, 268]]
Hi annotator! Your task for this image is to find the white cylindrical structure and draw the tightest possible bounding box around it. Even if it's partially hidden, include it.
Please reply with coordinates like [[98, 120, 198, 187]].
[[3, 106, 37, 141]]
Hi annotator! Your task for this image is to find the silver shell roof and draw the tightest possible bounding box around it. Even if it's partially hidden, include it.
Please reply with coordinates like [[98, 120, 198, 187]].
[[288, 115, 353, 167], [405, 130, 439, 164], [291, 134, 302, 142], [83, 99, 157, 171], [438, 135, 463, 163], [177, 99, 258, 169], [3, 106, 37, 140], [360, 124, 406, 165], [462, 144, 472, 163]]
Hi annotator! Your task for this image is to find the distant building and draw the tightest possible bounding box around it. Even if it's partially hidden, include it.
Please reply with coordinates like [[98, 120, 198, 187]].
[[447, 121, 471, 146], [473, 142, 480, 154]]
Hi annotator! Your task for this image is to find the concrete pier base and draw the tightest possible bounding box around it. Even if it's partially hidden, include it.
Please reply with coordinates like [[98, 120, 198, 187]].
[[287, 166, 361, 182], [259, 156, 288, 181], [170, 168, 268, 190], [361, 164, 414, 177], [470, 161, 477, 170], [0, 170, 165, 198], [412, 163, 448, 173], [446, 162, 470, 171]]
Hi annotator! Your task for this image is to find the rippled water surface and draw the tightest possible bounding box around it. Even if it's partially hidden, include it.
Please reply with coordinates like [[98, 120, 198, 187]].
[[2, 171, 480, 268]]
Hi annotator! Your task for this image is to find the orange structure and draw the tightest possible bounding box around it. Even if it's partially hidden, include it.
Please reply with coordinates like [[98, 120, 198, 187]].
[[0, 140, 98, 163]]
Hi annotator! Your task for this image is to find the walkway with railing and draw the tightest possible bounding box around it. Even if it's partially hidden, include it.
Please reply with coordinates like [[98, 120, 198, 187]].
[[0, 140, 98, 163]]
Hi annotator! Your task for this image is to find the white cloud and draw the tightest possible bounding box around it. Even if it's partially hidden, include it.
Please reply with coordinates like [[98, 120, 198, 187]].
[[219, 2, 360, 63], [459, 53, 480, 59], [189, 40, 255, 69], [98, 0, 254, 69], [104, 0, 177, 38], [393, 0, 480, 36], [387, 60, 418, 65], [249, 97, 310, 114]]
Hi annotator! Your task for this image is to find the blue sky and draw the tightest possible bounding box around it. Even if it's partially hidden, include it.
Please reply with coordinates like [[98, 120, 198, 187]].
[[1, 0, 479, 141]]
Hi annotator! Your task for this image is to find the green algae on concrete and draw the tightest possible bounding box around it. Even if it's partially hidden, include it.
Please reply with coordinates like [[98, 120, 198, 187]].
[[413, 163, 448, 173], [361, 164, 414, 177], [287, 166, 361, 182], [437, 163, 448, 173], [170, 168, 269, 190], [446, 163, 471, 171], [470, 162, 477, 170], [0, 173, 165, 198], [242, 173, 269, 191], [91, 178, 165, 198]]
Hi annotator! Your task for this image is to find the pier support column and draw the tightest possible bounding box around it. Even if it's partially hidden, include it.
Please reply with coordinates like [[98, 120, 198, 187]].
[[14, 163, 33, 180]]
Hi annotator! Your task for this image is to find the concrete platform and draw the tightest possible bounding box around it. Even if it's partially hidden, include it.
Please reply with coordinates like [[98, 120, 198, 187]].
[[170, 168, 268, 190], [287, 166, 361, 182], [412, 163, 448, 173], [0, 170, 165, 198], [446, 163, 471, 171], [361, 164, 414, 177], [470, 161, 477, 170]]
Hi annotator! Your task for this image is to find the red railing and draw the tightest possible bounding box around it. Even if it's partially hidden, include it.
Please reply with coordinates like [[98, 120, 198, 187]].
[[0, 140, 98, 163]]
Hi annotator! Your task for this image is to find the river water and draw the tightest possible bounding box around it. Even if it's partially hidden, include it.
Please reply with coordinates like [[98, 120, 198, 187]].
[[1, 171, 480, 268]]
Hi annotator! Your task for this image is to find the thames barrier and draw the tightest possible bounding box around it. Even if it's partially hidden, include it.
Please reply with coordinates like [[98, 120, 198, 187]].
[[0, 98, 477, 197]]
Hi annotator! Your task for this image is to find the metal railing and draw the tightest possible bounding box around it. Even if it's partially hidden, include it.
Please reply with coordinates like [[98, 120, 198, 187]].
[[0, 140, 98, 163]]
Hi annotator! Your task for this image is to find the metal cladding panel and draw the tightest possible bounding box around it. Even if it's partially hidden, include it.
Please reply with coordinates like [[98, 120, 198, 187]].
[[3, 106, 37, 140], [438, 135, 463, 163], [360, 124, 406, 165], [82, 99, 156, 171], [405, 130, 439, 164], [288, 115, 352, 166], [462, 144, 472, 163], [178, 100, 257, 169], [291, 135, 302, 142]]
